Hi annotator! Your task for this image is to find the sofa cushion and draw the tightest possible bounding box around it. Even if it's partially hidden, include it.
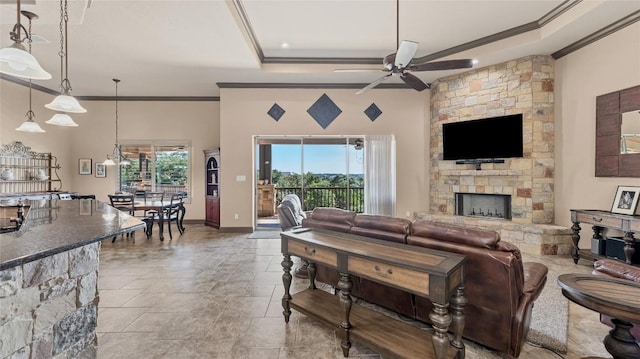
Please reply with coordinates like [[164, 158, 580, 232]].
[[594, 259, 640, 283], [302, 207, 356, 233], [410, 220, 501, 249], [351, 214, 411, 244]]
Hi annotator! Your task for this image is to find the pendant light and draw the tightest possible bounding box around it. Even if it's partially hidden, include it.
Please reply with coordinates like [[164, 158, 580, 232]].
[[16, 11, 45, 133], [0, 0, 51, 80], [103, 79, 130, 166], [45, 0, 85, 121]]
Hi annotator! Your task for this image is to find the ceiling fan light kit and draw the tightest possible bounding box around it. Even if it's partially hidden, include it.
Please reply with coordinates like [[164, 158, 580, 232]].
[[0, 0, 51, 80]]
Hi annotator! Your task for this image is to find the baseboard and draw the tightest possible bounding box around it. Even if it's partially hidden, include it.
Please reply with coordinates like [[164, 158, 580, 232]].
[[219, 226, 253, 233]]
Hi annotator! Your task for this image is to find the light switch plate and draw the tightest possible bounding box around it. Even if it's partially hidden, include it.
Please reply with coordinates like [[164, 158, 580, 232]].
[[236, 175, 246, 181]]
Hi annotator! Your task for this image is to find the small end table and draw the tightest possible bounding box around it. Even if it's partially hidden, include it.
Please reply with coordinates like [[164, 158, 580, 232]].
[[558, 274, 640, 359]]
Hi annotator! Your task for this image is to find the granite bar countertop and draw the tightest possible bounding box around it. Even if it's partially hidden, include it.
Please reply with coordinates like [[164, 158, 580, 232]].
[[0, 199, 145, 270]]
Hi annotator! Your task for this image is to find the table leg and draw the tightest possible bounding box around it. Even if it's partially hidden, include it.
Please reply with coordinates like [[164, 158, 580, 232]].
[[623, 232, 635, 265], [307, 261, 316, 290], [603, 318, 640, 359], [571, 221, 581, 264], [429, 302, 452, 359], [281, 254, 293, 323], [450, 285, 467, 358], [338, 272, 353, 357], [158, 209, 165, 241]]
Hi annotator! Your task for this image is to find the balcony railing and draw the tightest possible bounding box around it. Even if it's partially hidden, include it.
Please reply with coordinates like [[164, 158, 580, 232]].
[[275, 186, 364, 213]]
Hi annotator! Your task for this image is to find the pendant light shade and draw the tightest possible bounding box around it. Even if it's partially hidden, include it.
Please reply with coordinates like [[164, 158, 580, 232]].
[[0, 0, 51, 80], [15, 11, 45, 134], [46, 0, 86, 124], [103, 78, 129, 166], [16, 116, 45, 133], [46, 113, 78, 126], [45, 94, 87, 113], [102, 156, 116, 166], [0, 44, 51, 80]]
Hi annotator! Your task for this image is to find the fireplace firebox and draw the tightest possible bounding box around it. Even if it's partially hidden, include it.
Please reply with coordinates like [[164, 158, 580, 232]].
[[455, 193, 511, 220]]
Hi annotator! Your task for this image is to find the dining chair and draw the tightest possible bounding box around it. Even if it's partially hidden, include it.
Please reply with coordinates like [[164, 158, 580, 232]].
[[108, 194, 152, 241], [143, 191, 165, 215], [162, 193, 184, 240]]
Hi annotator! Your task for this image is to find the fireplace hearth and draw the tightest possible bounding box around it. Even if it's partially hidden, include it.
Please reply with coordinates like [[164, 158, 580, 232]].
[[455, 193, 511, 220]]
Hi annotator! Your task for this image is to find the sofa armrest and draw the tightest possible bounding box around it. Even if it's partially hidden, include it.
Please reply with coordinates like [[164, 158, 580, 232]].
[[522, 262, 548, 298], [594, 259, 640, 283]]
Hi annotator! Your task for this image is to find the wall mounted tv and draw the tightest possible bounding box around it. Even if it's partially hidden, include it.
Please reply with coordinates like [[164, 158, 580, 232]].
[[442, 114, 523, 161]]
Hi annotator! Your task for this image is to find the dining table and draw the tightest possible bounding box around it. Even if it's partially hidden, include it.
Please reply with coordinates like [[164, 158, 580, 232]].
[[134, 199, 185, 241]]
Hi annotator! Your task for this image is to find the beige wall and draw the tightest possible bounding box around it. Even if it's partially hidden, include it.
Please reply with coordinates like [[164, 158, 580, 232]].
[[1, 80, 219, 220], [555, 22, 640, 231], [219, 88, 429, 230]]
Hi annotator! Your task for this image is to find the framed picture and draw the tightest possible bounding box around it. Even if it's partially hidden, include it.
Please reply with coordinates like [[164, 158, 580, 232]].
[[611, 186, 640, 215], [79, 158, 92, 175], [95, 163, 106, 178]]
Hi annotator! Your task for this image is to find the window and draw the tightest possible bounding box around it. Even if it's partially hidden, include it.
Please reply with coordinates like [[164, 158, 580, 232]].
[[119, 141, 191, 201]]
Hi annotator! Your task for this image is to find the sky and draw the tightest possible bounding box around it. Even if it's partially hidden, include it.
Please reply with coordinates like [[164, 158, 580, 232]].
[[267, 144, 364, 174]]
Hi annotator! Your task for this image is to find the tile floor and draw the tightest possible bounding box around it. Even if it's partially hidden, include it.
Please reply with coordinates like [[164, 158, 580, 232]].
[[97, 224, 613, 359]]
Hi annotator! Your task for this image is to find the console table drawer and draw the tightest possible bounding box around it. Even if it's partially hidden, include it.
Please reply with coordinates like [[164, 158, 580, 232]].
[[288, 239, 337, 267], [348, 256, 429, 296], [575, 212, 622, 228]]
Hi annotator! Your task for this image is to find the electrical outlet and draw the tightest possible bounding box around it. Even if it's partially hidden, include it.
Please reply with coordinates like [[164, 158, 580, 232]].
[[234, 213, 239, 220]]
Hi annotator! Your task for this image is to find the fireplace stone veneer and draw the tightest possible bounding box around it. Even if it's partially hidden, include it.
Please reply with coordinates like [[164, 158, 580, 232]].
[[430, 55, 555, 225]]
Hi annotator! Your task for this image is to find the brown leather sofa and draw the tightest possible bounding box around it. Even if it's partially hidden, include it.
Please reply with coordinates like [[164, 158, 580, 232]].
[[592, 259, 640, 340], [301, 207, 549, 357]]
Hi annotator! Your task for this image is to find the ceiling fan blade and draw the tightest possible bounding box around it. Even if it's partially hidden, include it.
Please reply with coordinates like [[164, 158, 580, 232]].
[[400, 72, 429, 92], [408, 59, 474, 71], [395, 40, 419, 69], [356, 74, 392, 95]]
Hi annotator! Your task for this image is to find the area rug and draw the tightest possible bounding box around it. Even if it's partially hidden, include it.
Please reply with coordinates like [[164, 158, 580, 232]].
[[247, 231, 282, 239], [526, 269, 568, 353]]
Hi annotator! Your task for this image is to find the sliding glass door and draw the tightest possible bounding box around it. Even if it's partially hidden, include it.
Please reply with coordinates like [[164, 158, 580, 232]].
[[256, 137, 364, 214]]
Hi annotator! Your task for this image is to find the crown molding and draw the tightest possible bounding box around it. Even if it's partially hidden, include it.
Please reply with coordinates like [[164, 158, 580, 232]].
[[217, 82, 411, 90]]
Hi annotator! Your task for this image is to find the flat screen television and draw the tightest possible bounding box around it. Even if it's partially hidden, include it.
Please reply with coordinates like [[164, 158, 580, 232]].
[[442, 114, 523, 161]]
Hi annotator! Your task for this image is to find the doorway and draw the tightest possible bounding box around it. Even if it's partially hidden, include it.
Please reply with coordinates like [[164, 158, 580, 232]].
[[255, 136, 365, 230]]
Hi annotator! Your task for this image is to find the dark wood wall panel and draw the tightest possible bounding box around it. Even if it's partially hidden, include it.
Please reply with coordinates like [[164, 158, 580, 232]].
[[596, 155, 620, 176], [596, 85, 640, 178], [596, 92, 619, 116], [620, 85, 640, 113], [619, 154, 640, 177], [596, 134, 620, 156], [596, 114, 620, 136]]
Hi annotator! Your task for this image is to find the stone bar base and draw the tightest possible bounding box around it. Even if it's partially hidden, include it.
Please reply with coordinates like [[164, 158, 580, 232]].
[[414, 212, 572, 256], [0, 242, 100, 359]]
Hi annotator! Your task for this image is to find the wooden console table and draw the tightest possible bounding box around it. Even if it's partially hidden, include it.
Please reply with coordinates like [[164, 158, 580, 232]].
[[570, 209, 640, 265], [281, 228, 467, 359]]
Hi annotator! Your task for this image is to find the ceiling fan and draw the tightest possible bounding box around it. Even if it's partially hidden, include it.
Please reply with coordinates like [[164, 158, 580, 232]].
[[351, 0, 474, 95]]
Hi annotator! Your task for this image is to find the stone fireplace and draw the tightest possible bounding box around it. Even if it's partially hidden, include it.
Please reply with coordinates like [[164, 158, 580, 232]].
[[419, 55, 572, 256]]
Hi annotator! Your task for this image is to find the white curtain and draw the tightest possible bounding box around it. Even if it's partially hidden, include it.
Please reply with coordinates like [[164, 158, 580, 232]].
[[364, 135, 396, 216]]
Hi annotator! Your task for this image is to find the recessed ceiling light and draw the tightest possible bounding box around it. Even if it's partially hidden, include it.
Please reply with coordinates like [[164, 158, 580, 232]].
[[281, 42, 289, 49], [472, 59, 479, 65]]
